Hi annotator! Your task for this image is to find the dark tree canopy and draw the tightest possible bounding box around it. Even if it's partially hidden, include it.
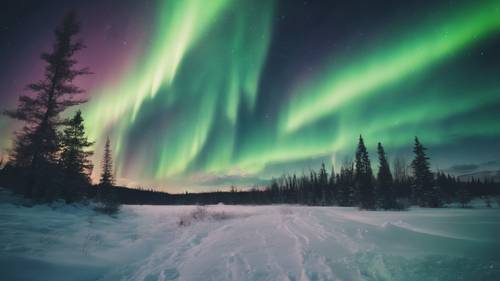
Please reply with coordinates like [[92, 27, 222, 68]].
[[411, 137, 440, 207], [337, 161, 355, 206], [100, 137, 115, 187], [59, 110, 94, 202], [376, 142, 395, 209], [5, 11, 90, 166], [3, 11, 90, 200], [355, 135, 375, 209], [59, 111, 94, 177]]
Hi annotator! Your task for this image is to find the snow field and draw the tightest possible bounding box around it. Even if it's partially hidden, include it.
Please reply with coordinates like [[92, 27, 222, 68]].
[[1, 190, 500, 281]]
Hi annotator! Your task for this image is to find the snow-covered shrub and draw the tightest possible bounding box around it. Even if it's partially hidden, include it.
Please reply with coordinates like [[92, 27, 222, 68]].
[[178, 206, 232, 226], [93, 200, 120, 216], [210, 210, 231, 221], [178, 206, 207, 226]]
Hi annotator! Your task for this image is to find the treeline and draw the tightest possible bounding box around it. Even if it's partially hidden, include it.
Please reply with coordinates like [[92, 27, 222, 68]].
[[142, 136, 499, 209], [260, 136, 498, 209], [0, 12, 118, 209]]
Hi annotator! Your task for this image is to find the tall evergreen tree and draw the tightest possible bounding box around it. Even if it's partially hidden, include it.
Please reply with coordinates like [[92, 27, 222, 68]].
[[411, 137, 440, 207], [60, 111, 93, 176], [355, 135, 375, 209], [4, 11, 90, 198], [456, 184, 471, 208], [95, 137, 120, 214], [337, 162, 355, 206], [318, 163, 328, 205], [393, 156, 411, 199], [376, 142, 395, 209], [328, 165, 336, 204], [59, 110, 94, 202], [99, 137, 114, 187]]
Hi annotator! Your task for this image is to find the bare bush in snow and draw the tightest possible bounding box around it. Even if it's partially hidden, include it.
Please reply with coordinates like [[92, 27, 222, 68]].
[[178, 206, 233, 226]]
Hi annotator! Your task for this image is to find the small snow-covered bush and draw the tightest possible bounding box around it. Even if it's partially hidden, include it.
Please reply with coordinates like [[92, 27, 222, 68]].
[[210, 211, 231, 221], [178, 206, 232, 226], [93, 200, 120, 216]]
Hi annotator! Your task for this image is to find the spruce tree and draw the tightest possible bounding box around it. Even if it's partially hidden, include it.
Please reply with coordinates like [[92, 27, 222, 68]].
[[59, 110, 94, 202], [318, 163, 328, 205], [411, 137, 440, 207], [99, 137, 114, 187], [456, 185, 471, 208], [4, 11, 90, 198], [329, 165, 336, 205], [338, 160, 355, 206], [376, 142, 395, 209], [355, 135, 375, 209], [95, 137, 120, 214]]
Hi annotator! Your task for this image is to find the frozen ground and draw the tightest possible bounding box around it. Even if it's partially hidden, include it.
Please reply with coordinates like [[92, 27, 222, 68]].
[[1, 189, 500, 281]]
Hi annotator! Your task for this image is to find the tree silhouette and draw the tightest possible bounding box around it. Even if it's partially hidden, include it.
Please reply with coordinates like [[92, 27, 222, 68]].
[[376, 142, 395, 209], [355, 135, 375, 209], [411, 137, 440, 207], [94, 137, 120, 214], [318, 163, 328, 205], [337, 161, 355, 206], [99, 137, 114, 187], [456, 184, 471, 208], [59, 110, 94, 202], [4, 11, 90, 199]]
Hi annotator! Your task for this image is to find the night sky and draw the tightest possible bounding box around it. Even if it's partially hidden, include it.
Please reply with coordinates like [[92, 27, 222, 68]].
[[1, 0, 500, 192]]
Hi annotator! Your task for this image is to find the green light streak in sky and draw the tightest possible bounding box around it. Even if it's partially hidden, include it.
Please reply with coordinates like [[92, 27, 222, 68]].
[[83, 0, 274, 182], [235, 83, 500, 176], [282, 0, 500, 133], [233, 0, 500, 178], [84, 0, 232, 139], [150, 0, 274, 178], [78, 0, 500, 189]]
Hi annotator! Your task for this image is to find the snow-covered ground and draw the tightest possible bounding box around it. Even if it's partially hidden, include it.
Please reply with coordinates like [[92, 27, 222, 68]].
[[1, 189, 500, 281]]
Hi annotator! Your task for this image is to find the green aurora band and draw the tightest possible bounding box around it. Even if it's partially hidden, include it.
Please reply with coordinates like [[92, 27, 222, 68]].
[[282, 0, 500, 133], [81, 0, 500, 189], [84, 0, 275, 184]]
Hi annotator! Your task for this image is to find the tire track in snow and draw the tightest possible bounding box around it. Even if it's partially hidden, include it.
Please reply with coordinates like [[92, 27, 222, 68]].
[[254, 228, 291, 280], [279, 212, 310, 281], [280, 209, 340, 281]]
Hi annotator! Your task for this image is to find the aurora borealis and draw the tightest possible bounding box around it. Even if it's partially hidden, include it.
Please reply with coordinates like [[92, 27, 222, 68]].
[[1, 0, 500, 191]]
